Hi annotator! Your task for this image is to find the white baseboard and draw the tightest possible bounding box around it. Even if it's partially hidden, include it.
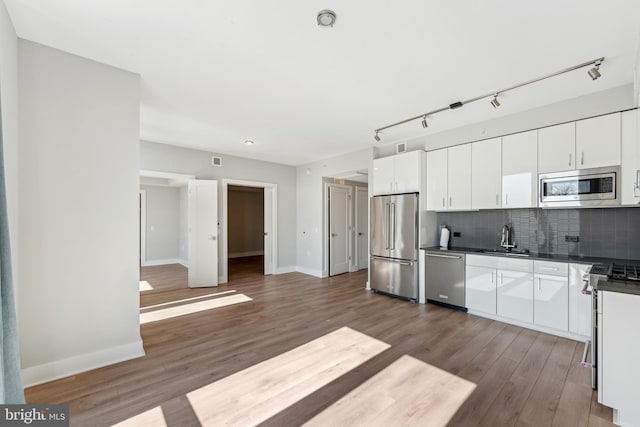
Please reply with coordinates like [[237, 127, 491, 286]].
[[178, 259, 189, 268], [296, 266, 326, 278], [141, 258, 181, 267], [22, 339, 145, 387], [228, 251, 264, 259], [275, 266, 296, 274]]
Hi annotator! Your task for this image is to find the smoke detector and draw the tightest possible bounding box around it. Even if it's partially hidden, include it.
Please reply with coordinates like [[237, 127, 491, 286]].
[[317, 10, 336, 27]]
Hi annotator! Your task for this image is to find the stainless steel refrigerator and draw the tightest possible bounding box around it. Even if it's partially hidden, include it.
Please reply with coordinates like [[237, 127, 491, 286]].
[[370, 193, 418, 301]]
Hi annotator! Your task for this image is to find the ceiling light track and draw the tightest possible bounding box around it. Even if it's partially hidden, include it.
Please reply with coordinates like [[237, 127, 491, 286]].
[[373, 56, 605, 141]]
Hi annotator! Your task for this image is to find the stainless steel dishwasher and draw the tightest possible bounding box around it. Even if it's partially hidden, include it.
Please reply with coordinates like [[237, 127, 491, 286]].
[[425, 250, 466, 310]]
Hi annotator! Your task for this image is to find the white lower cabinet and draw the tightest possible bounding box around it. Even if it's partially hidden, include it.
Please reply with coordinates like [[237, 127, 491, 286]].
[[600, 291, 640, 426], [466, 256, 588, 338], [466, 264, 496, 315], [497, 269, 534, 323], [533, 261, 569, 331], [534, 274, 568, 331]]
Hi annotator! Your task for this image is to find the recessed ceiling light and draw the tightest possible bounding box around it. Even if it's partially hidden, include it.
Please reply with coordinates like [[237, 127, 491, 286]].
[[244, 140, 254, 145]]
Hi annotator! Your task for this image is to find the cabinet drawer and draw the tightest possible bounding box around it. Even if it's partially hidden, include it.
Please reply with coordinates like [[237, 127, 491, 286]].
[[534, 261, 568, 276], [466, 254, 533, 272], [466, 254, 499, 269]]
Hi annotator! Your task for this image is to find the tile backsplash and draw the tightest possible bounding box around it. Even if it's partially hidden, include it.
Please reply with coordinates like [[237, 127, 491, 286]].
[[436, 208, 640, 260]]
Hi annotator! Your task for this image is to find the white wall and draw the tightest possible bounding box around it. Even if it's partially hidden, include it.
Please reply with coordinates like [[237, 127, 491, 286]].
[[296, 148, 372, 277], [18, 40, 142, 386], [140, 185, 180, 263], [0, 0, 19, 302], [140, 141, 297, 272], [375, 84, 636, 157]]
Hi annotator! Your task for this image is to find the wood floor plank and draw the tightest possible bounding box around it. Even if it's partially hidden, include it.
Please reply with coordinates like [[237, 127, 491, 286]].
[[517, 337, 577, 427], [24, 259, 608, 427]]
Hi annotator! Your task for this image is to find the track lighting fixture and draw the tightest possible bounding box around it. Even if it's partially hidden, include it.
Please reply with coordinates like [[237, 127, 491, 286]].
[[588, 61, 602, 80], [490, 93, 501, 108], [374, 57, 605, 138], [374, 132, 381, 142]]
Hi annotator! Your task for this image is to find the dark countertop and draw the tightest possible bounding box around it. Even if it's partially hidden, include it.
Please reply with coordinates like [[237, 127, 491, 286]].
[[595, 280, 640, 296], [421, 245, 640, 296], [421, 245, 640, 266]]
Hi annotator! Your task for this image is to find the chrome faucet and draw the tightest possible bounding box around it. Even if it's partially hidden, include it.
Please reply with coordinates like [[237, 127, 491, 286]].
[[500, 225, 516, 251]]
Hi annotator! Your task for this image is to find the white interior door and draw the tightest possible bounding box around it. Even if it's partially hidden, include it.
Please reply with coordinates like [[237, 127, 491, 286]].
[[356, 187, 368, 270], [263, 187, 273, 275], [188, 180, 218, 287], [329, 185, 351, 276]]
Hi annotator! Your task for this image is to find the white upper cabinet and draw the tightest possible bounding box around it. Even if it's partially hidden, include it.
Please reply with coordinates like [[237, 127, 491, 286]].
[[372, 151, 423, 195], [538, 123, 576, 173], [426, 145, 471, 211], [575, 112, 621, 169], [502, 130, 538, 208], [372, 156, 395, 195], [621, 109, 640, 206], [394, 151, 422, 194], [472, 137, 502, 209], [447, 144, 472, 210], [426, 149, 448, 210]]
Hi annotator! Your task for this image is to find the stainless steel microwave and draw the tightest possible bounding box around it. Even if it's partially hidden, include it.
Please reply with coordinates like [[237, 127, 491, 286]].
[[539, 166, 620, 208]]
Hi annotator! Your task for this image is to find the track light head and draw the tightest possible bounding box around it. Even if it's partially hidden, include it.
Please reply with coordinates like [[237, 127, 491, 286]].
[[374, 132, 381, 142], [490, 94, 500, 108], [588, 63, 601, 80], [421, 116, 428, 128]]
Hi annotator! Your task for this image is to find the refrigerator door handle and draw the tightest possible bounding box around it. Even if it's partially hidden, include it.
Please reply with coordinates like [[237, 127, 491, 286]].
[[385, 202, 390, 250], [371, 256, 413, 266], [391, 203, 396, 250]]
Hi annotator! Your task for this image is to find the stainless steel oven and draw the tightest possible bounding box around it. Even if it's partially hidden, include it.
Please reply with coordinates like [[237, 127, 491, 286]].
[[539, 166, 620, 208]]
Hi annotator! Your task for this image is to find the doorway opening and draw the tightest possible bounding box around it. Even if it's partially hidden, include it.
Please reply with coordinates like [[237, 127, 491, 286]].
[[323, 171, 369, 277], [139, 170, 194, 294], [221, 179, 278, 284], [227, 185, 264, 281]]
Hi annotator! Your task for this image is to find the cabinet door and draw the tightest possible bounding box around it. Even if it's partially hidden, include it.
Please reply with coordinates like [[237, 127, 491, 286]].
[[466, 265, 496, 314], [576, 113, 621, 169], [497, 270, 533, 323], [601, 291, 640, 423], [394, 151, 421, 194], [568, 263, 591, 337], [538, 122, 576, 173], [426, 149, 448, 211], [534, 274, 569, 331], [372, 156, 395, 195], [447, 144, 472, 210], [621, 110, 640, 205], [472, 138, 502, 209], [502, 130, 538, 208]]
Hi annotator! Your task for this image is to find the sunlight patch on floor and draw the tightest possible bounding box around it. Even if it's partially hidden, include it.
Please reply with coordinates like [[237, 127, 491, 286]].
[[112, 405, 167, 426], [186, 327, 390, 426], [304, 354, 476, 427], [140, 290, 238, 312], [139, 280, 153, 292], [140, 293, 252, 324]]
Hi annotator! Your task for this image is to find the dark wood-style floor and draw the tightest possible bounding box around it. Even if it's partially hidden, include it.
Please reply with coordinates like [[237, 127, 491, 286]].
[[25, 261, 614, 426]]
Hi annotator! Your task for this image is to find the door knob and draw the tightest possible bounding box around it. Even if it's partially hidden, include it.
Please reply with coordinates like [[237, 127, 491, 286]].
[[358, 232, 363, 236], [331, 233, 338, 237], [264, 232, 268, 236]]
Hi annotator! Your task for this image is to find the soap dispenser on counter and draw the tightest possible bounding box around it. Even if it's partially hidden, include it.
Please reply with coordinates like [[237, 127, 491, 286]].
[[439, 225, 450, 249]]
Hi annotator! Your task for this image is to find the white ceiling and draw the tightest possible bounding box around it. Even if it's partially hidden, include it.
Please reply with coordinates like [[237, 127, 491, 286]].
[[5, 1, 640, 166]]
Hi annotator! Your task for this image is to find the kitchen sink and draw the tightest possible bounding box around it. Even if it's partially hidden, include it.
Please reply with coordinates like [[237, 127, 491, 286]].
[[475, 249, 531, 257]]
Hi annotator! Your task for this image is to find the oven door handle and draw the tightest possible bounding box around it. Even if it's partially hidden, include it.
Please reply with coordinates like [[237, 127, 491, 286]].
[[580, 340, 594, 368]]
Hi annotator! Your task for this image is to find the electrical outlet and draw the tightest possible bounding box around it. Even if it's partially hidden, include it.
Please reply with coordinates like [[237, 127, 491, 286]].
[[565, 235, 579, 243], [453, 232, 461, 237]]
